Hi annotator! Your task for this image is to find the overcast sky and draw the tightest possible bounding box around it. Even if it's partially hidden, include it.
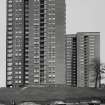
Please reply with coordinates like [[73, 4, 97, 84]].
[[0, 0, 105, 87]]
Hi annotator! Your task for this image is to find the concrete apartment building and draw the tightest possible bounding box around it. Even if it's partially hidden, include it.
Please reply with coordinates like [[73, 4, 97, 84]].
[[65, 32, 100, 87], [6, 0, 65, 87], [65, 34, 77, 87]]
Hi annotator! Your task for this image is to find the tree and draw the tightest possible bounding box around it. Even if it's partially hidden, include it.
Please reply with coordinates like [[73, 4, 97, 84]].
[[92, 59, 105, 88], [94, 59, 100, 88]]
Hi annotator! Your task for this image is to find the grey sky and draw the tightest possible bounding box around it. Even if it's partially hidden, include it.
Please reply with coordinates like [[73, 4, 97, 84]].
[[66, 0, 105, 62], [0, 0, 105, 87]]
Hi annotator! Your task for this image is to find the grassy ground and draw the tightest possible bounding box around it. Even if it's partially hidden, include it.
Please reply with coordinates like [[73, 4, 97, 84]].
[[0, 87, 105, 104]]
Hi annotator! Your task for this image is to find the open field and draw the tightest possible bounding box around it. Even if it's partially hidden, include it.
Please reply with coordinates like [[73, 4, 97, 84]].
[[0, 87, 105, 104]]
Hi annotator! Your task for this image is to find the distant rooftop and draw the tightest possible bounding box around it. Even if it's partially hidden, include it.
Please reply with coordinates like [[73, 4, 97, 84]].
[[67, 32, 100, 36]]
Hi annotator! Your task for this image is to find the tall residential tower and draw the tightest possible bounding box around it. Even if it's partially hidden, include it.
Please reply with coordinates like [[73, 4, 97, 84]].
[[6, 0, 65, 87], [65, 32, 100, 87]]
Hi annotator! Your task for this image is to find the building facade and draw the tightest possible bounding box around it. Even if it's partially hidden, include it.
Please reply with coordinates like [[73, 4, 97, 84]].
[[6, 0, 25, 87], [65, 32, 100, 87], [6, 0, 65, 87], [65, 34, 77, 87]]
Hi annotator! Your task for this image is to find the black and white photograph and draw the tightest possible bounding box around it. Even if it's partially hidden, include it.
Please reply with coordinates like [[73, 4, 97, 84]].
[[0, 0, 105, 105]]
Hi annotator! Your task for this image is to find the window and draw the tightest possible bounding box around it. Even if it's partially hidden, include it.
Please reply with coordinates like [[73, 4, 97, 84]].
[[15, 44, 22, 47], [7, 62, 13, 66], [7, 72, 12, 76], [34, 79, 39, 83], [8, 9, 13, 12], [34, 0, 39, 1], [34, 68, 39, 73], [34, 59, 39, 63], [15, 0, 23, 2], [8, 27, 12, 30], [8, 0, 12, 3], [19, 81, 21, 83], [90, 53, 94, 56], [49, 0, 55, 1], [7, 49, 12, 53], [7, 76, 12, 80], [8, 36, 12, 40], [18, 67, 21, 70], [15, 31, 22, 34], [34, 74, 39, 78], [34, 41, 39, 44], [7, 67, 12, 71], [34, 56, 39, 59], [15, 62, 18, 66], [8, 31, 12, 35], [7, 59, 12, 62], [16, 9, 22, 12], [25, 72, 29, 75], [15, 81, 18, 83], [15, 72, 18, 74], [19, 71, 22, 74], [19, 53, 22, 56], [16, 17, 22, 20], [25, 76, 29, 79], [19, 62, 22, 65], [8, 40, 12, 44], [15, 76, 18, 79], [15, 53, 18, 56], [8, 22, 12, 25], [8, 4, 12, 8], [25, 81, 29, 83], [7, 54, 13, 57], [18, 49, 22, 51], [49, 75, 51, 77], [7, 81, 12, 84], [19, 76, 21, 79], [52, 75, 55, 78]]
